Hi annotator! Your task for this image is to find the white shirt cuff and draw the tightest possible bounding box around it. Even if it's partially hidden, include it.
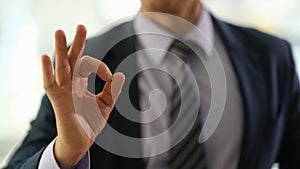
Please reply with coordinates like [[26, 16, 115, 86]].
[[38, 138, 90, 169]]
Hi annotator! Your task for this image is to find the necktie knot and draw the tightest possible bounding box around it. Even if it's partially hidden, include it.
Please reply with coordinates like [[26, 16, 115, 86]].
[[168, 39, 205, 67], [169, 40, 194, 58]]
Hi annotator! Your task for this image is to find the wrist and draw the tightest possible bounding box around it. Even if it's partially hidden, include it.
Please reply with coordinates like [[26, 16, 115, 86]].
[[53, 138, 87, 169]]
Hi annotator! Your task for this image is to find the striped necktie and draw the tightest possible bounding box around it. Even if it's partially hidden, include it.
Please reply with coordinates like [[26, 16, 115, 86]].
[[167, 39, 206, 169]]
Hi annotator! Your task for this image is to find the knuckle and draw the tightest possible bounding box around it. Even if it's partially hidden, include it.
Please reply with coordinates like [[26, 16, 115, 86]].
[[43, 82, 55, 90], [58, 63, 71, 70], [81, 55, 90, 61]]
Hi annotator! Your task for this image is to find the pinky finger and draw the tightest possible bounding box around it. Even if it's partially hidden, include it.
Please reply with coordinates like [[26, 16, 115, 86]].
[[41, 55, 57, 92]]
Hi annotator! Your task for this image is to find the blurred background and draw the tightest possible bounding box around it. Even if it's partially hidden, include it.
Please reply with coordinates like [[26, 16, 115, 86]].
[[0, 0, 299, 167]]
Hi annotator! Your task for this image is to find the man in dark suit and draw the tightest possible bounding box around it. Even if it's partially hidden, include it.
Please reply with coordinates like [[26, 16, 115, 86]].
[[4, 0, 300, 169]]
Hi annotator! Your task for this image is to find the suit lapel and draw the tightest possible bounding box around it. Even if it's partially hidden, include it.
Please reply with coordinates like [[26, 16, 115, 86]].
[[213, 17, 268, 169], [104, 22, 145, 169]]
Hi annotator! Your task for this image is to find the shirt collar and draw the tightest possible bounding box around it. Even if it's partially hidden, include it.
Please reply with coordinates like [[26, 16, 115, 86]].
[[184, 9, 215, 57], [133, 8, 215, 65]]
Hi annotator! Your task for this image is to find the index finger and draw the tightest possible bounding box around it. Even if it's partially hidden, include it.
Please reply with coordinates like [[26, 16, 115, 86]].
[[78, 56, 112, 82]]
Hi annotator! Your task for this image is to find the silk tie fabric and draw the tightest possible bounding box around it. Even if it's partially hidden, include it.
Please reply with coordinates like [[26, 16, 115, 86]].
[[167, 39, 206, 169]]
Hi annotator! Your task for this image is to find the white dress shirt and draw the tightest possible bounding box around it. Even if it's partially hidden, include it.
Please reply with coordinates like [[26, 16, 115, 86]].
[[134, 9, 244, 169]]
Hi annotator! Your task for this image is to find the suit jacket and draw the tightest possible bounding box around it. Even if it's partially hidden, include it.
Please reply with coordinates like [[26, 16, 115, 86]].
[[5, 16, 300, 169]]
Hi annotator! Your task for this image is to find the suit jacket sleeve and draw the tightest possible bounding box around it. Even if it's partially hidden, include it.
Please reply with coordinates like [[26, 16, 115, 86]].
[[4, 95, 57, 169], [277, 41, 300, 168]]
